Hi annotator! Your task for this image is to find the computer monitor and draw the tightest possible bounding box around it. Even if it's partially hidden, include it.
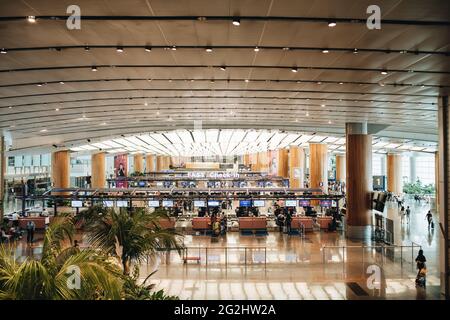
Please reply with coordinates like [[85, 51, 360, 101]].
[[162, 200, 174, 207], [320, 200, 332, 207], [102, 200, 114, 207], [208, 200, 220, 207], [138, 181, 146, 187], [116, 200, 129, 208], [71, 200, 83, 208], [148, 200, 160, 207], [299, 200, 310, 207], [239, 200, 252, 207], [285, 200, 297, 207], [253, 200, 265, 207], [194, 200, 206, 207]]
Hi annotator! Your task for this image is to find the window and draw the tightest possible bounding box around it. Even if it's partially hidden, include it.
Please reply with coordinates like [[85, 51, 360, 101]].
[[415, 156, 435, 185], [372, 155, 383, 176], [402, 156, 410, 183]]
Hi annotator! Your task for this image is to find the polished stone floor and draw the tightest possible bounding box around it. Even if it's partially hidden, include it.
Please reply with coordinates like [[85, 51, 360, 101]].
[[5, 198, 442, 300]]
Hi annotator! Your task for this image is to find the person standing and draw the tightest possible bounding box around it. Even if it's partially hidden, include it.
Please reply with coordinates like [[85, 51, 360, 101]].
[[26, 220, 35, 244], [425, 211, 434, 229], [400, 206, 405, 223]]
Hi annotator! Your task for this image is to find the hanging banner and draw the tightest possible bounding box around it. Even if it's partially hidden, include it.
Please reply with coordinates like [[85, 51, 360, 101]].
[[114, 154, 128, 188]]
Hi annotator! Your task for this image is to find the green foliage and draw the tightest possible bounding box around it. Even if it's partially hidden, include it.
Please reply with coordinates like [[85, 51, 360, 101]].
[[130, 171, 145, 177], [78, 206, 184, 275], [0, 215, 123, 300], [403, 179, 435, 195]]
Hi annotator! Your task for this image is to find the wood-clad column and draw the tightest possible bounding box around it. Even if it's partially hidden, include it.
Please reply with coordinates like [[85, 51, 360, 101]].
[[309, 143, 328, 192], [437, 95, 449, 299], [165, 156, 172, 169], [145, 154, 155, 172], [91, 152, 105, 188], [156, 155, 165, 171], [51, 150, 70, 194], [387, 153, 403, 194], [133, 154, 144, 173], [250, 153, 258, 171], [346, 123, 372, 239], [258, 152, 269, 173], [243, 154, 250, 166], [289, 146, 305, 188], [277, 149, 289, 178], [335, 154, 346, 182]]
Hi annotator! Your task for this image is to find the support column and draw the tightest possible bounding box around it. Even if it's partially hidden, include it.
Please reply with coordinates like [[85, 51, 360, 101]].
[[438, 95, 449, 299], [258, 152, 269, 173], [435, 152, 439, 212], [410, 155, 417, 183], [345, 122, 372, 240], [289, 146, 305, 188], [146, 154, 155, 172], [133, 154, 144, 173], [51, 150, 70, 194], [243, 154, 250, 166], [156, 155, 165, 171], [91, 152, 105, 188], [335, 154, 346, 182], [0, 136, 5, 220], [387, 153, 403, 194], [250, 153, 258, 171], [309, 143, 328, 192], [277, 149, 289, 178]]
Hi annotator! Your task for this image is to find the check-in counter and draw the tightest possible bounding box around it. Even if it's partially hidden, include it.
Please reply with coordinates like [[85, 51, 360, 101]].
[[192, 217, 211, 230], [291, 216, 314, 231], [158, 217, 176, 230], [18, 216, 53, 230], [317, 216, 333, 230], [238, 217, 267, 231]]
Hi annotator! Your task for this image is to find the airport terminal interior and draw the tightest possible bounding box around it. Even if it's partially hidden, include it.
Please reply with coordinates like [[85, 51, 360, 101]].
[[0, 0, 449, 301]]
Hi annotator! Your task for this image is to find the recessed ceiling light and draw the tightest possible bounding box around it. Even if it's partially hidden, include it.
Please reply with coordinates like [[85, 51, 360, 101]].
[[339, 82, 343, 85], [282, 47, 290, 51], [27, 16, 36, 23], [116, 46, 124, 53], [91, 66, 97, 72], [40, 129, 47, 132], [59, 81, 65, 85], [291, 67, 298, 73], [317, 81, 322, 85], [144, 101, 148, 106], [205, 47, 213, 53], [100, 122, 107, 125], [306, 112, 309, 117], [328, 120, 332, 124], [245, 79, 249, 83], [328, 21, 337, 27], [232, 18, 240, 26], [220, 66, 226, 71], [55, 108, 60, 111], [145, 47, 152, 52], [37, 83, 44, 87], [322, 49, 329, 53], [0, 48, 7, 54], [156, 110, 160, 115], [353, 48, 358, 54], [254, 46, 260, 52], [321, 104, 325, 107], [84, 46, 90, 51], [381, 70, 388, 75], [379, 82, 385, 87], [8, 106, 12, 109]]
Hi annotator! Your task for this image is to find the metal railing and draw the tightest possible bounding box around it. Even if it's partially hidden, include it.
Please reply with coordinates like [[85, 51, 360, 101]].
[[321, 242, 422, 270]]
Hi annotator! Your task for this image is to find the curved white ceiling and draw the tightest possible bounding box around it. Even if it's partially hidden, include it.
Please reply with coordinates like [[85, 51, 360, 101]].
[[0, 0, 449, 153]]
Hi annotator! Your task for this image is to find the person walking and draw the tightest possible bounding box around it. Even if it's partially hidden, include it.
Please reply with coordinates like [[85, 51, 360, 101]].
[[405, 206, 411, 224], [26, 220, 35, 244], [425, 211, 434, 229], [400, 205, 405, 223]]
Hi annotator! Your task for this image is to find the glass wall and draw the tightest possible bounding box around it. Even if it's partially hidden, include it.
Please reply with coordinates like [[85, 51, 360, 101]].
[[415, 155, 435, 185]]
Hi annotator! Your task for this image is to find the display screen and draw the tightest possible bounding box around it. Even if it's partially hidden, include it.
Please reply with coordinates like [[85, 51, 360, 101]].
[[162, 200, 174, 207], [285, 200, 297, 207], [239, 200, 252, 207], [194, 200, 206, 207], [320, 200, 332, 207], [148, 200, 160, 207], [102, 200, 114, 207], [332, 200, 337, 207], [71, 200, 83, 208], [138, 181, 146, 187], [207, 200, 220, 207], [253, 200, 265, 207], [116, 200, 129, 207], [299, 200, 310, 207]]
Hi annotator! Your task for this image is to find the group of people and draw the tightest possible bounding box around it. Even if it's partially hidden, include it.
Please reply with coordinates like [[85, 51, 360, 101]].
[[0, 220, 35, 244], [274, 205, 294, 233]]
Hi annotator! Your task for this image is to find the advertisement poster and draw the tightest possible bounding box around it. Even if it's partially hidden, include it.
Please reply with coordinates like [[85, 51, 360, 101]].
[[114, 154, 128, 188]]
